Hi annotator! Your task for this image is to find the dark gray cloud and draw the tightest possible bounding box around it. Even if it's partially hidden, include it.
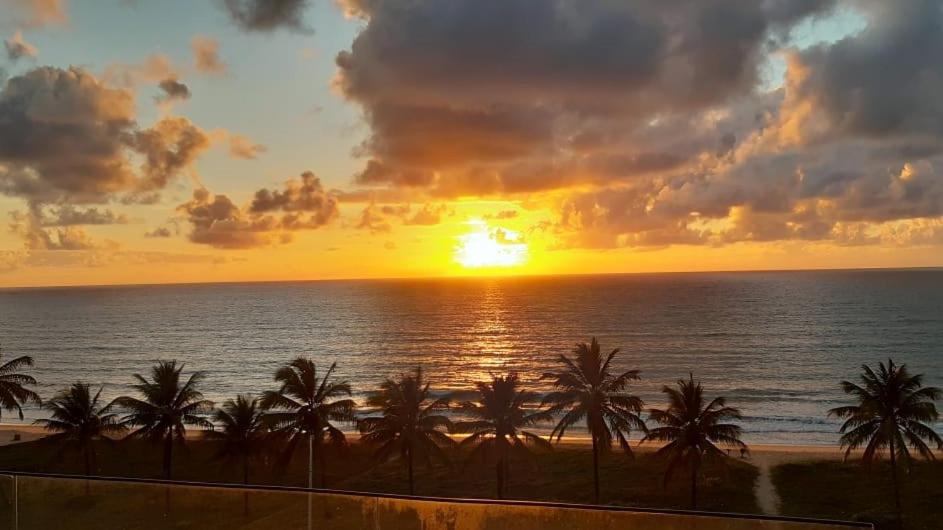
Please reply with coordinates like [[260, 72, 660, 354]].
[[336, 0, 834, 197], [0, 67, 210, 205], [39, 205, 129, 226], [181, 173, 339, 249], [156, 78, 190, 104], [336, 0, 943, 250], [220, 0, 311, 33], [780, 0, 943, 142], [144, 226, 173, 238]]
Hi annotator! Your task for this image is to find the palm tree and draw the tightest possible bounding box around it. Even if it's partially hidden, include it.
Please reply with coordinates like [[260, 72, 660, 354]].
[[542, 338, 647, 504], [260, 358, 356, 488], [35, 383, 125, 480], [113, 360, 214, 479], [358, 367, 453, 495], [643, 374, 747, 509], [207, 395, 267, 485], [453, 373, 552, 500], [207, 395, 267, 516], [0, 348, 40, 420], [828, 359, 942, 527]]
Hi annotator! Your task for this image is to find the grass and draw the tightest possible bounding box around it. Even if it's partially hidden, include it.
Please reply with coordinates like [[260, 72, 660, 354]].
[[0, 437, 760, 526], [772, 460, 943, 530]]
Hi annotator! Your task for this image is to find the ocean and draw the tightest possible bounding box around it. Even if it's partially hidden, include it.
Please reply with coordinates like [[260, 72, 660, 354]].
[[1, 269, 941, 445]]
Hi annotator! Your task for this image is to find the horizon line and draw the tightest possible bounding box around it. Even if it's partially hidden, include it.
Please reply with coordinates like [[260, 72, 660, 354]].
[[2, 264, 941, 291]]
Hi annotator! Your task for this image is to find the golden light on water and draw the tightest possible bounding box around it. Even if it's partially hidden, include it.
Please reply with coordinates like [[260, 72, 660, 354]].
[[454, 220, 528, 269]]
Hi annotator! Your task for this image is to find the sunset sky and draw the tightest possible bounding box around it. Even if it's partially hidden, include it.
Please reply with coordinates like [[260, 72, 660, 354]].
[[1, 0, 942, 287]]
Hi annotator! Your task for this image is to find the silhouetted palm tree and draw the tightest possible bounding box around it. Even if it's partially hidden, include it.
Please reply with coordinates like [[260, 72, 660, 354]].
[[0, 348, 40, 420], [542, 338, 646, 504], [453, 373, 552, 500], [828, 359, 942, 528], [643, 374, 747, 509], [35, 383, 125, 480], [358, 367, 453, 495], [207, 395, 267, 515], [208, 395, 267, 485], [113, 361, 214, 479], [260, 358, 355, 488]]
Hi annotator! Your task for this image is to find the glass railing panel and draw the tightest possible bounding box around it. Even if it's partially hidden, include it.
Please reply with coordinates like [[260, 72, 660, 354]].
[[7, 475, 370, 530], [0, 474, 870, 530]]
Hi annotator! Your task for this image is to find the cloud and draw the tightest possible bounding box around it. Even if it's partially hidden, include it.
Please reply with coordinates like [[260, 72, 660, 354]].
[[403, 204, 446, 226], [9, 210, 100, 251], [485, 210, 519, 220], [39, 205, 128, 226], [156, 78, 190, 104], [4, 30, 38, 61], [144, 226, 173, 238], [102, 53, 179, 88], [355, 204, 391, 234], [228, 134, 266, 159], [181, 172, 339, 249], [191, 36, 227, 75], [220, 0, 311, 33], [335, 0, 837, 198], [776, 0, 943, 144], [0, 66, 212, 249], [333, 0, 943, 251], [1, 0, 67, 29]]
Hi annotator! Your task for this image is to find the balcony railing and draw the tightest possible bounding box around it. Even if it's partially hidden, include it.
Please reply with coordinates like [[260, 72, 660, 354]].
[[0, 472, 872, 530]]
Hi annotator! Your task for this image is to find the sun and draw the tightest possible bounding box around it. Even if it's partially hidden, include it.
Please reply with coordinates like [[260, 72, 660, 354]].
[[454, 220, 528, 269]]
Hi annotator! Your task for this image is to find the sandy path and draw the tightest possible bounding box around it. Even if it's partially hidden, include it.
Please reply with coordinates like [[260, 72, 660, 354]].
[[745, 444, 847, 515]]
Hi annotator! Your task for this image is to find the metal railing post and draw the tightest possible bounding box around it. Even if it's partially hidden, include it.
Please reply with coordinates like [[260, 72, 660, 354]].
[[13, 474, 18, 530]]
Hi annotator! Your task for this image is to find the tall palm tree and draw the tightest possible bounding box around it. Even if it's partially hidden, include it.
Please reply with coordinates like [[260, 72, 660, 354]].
[[208, 395, 267, 485], [643, 374, 747, 509], [207, 395, 267, 516], [35, 383, 125, 479], [542, 338, 647, 504], [260, 358, 356, 488], [358, 367, 453, 495], [453, 373, 552, 500], [113, 360, 214, 479], [828, 359, 942, 527], [0, 349, 40, 420]]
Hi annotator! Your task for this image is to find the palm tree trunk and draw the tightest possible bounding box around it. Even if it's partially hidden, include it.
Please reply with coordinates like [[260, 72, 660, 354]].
[[163, 434, 174, 516], [690, 460, 699, 510], [591, 434, 600, 504], [496, 457, 504, 500], [319, 447, 327, 489], [163, 434, 174, 480], [889, 436, 903, 529], [406, 445, 415, 496], [243, 455, 250, 516], [84, 447, 91, 495]]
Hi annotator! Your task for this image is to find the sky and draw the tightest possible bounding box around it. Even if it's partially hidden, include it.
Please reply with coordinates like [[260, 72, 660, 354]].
[[0, 0, 942, 287]]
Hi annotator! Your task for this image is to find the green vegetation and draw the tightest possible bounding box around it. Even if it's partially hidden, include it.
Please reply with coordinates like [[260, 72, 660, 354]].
[[827, 359, 942, 528], [259, 358, 356, 488], [113, 361, 214, 480], [643, 374, 748, 510], [452, 373, 553, 500], [0, 436, 760, 514], [773, 460, 943, 530], [0, 349, 39, 420], [542, 338, 646, 504], [358, 366, 453, 495]]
